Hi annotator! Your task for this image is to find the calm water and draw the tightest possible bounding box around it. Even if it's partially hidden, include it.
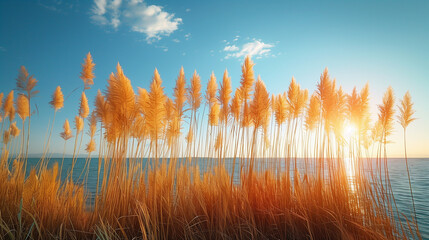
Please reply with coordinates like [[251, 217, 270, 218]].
[[22, 157, 429, 239]]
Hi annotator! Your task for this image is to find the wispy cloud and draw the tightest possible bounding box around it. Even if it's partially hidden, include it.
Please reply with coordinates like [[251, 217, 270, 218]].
[[91, 0, 182, 43], [38, 0, 75, 13], [223, 39, 274, 59], [184, 33, 191, 40], [223, 45, 238, 52]]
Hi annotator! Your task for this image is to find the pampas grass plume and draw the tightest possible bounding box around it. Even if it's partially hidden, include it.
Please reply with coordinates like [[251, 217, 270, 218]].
[[16, 94, 29, 121], [188, 70, 202, 111], [9, 122, 20, 137], [80, 52, 95, 89], [206, 71, 217, 105], [3, 90, 14, 119], [61, 119, 73, 140], [398, 91, 416, 129], [50, 86, 64, 111], [79, 92, 90, 119], [75, 116, 84, 134]]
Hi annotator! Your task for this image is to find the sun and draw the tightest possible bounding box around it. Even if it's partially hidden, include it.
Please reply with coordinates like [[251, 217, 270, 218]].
[[343, 123, 357, 140]]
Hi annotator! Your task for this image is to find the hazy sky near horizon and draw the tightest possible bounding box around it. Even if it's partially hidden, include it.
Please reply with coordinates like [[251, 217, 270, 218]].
[[0, 0, 428, 157]]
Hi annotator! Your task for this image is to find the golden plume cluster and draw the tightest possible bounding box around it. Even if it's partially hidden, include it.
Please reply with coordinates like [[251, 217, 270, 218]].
[[250, 76, 270, 131], [273, 94, 288, 126], [105, 63, 136, 137], [287, 77, 308, 119], [240, 56, 255, 101], [305, 93, 320, 131], [50, 86, 64, 111], [317, 68, 337, 131], [9, 122, 20, 137], [207, 72, 220, 126], [378, 87, 395, 140], [206, 72, 218, 105], [3, 91, 14, 120], [218, 69, 232, 124], [16, 94, 29, 121], [75, 116, 84, 134], [230, 88, 242, 123], [173, 67, 187, 120], [188, 70, 202, 111], [95, 90, 108, 125], [80, 52, 95, 89], [209, 101, 220, 126], [16, 66, 38, 98], [398, 91, 416, 129], [60, 119, 73, 140], [79, 92, 90, 119], [146, 68, 166, 142]]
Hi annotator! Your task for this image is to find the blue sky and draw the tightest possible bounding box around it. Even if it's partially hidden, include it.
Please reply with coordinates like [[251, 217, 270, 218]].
[[0, 0, 428, 157]]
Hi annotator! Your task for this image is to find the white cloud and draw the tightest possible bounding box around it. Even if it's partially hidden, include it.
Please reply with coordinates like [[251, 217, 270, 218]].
[[184, 33, 191, 40], [223, 45, 239, 52], [91, 0, 182, 42], [186, 8, 191, 12], [172, 38, 180, 43], [92, 0, 107, 16], [223, 39, 274, 59]]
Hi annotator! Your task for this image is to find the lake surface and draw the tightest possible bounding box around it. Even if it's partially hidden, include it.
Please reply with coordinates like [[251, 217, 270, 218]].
[[23, 157, 429, 239]]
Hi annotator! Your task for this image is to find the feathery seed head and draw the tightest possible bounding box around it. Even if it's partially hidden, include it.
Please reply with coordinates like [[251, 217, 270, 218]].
[[16, 66, 38, 98], [209, 101, 220, 126], [95, 90, 107, 123], [240, 56, 255, 101], [50, 86, 64, 111], [378, 87, 395, 140], [75, 116, 84, 133], [79, 91, 90, 118], [250, 76, 270, 129], [85, 139, 96, 153], [219, 69, 232, 124], [3, 91, 14, 119], [137, 87, 149, 115], [206, 72, 217, 105], [187, 70, 202, 111], [398, 91, 416, 129], [105, 63, 136, 132], [61, 119, 73, 140], [274, 94, 288, 125], [146, 68, 167, 141], [165, 98, 174, 121], [16, 94, 29, 121], [305, 93, 321, 131], [80, 52, 95, 89], [9, 122, 20, 137], [231, 88, 242, 122], [174, 66, 186, 118], [88, 112, 97, 138]]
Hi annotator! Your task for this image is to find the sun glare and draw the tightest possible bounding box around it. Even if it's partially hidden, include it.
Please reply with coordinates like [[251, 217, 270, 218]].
[[343, 123, 357, 140]]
